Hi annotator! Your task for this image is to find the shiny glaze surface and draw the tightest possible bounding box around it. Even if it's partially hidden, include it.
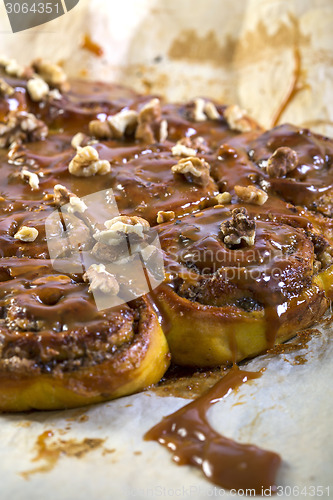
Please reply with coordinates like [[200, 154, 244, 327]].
[[145, 367, 281, 493]]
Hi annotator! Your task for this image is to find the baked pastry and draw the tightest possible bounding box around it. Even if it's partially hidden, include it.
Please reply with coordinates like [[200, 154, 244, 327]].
[[0, 58, 332, 409], [156, 199, 331, 366]]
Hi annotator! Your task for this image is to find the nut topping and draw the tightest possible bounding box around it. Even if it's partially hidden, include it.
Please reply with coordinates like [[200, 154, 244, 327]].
[[135, 98, 163, 143], [171, 141, 197, 157], [32, 58, 68, 90], [71, 132, 87, 149], [190, 98, 220, 122], [157, 211, 176, 223], [204, 101, 220, 120], [224, 105, 253, 133], [27, 77, 49, 102], [234, 185, 268, 205], [266, 147, 298, 178], [83, 264, 119, 295], [220, 207, 256, 247], [171, 156, 211, 186], [14, 226, 38, 242], [94, 215, 150, 246], [89, 119, 113, 139], [0, 111, 48, 148], [0, 56, 24, 77], [68, 146, 111, 177], [108, 109, 138, 139], [0, 78, 14, 97], [21, 169, 39, 190], [215, 192, 232, 205]]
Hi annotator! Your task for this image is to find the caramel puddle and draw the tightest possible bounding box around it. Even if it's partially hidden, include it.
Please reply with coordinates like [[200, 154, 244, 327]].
[[145, 367, 281, 494]]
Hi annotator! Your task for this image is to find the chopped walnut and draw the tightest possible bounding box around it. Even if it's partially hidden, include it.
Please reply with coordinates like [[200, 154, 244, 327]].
[[159, 119, 168, 142], [67, 196, 87, 214], [177, 136, 210, 154], [0, 111, 48, 148], [27, 77, 50, 102], [220, 208, 256, 247], [224, 105, 253, 133], [21, 169, 39, 190], [157, 210, 175, 223], [14, 226, 38, 242], [83, 264, 119, 295], [171, 141, 197, 157], [204, 101, 220, 120], [68, 146, 111, 177], [191, 98, 206, 122], [52, 186, 88, 214], [89, 119, 112, 139], [32, 58, 68, 90], [189, 98, 220, 122], [71, 132, 87, 149], [266, 147, 298, 178], [53, 184, 70, 205], [234, 185, 268, 205], [0, 78, 14, 97], [171, 156, 211, 186], [94, 215, 150, 246], [0, 56, 24, 77], [108, 109, 138, 139], [215, 192, 232, 204], [135, 98, 162, 143], [48, 89, 62, 100]]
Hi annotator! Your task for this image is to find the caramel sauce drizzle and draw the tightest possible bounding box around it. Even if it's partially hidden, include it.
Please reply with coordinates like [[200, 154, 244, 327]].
[[145, 367, 281, 493]]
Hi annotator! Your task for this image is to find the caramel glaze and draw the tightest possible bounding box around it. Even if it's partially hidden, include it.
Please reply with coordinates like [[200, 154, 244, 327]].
[[156, 198, 328, 347], [0, 70, 332, 488], [145, 367, 281, 493], [248, 124, 333, 216]]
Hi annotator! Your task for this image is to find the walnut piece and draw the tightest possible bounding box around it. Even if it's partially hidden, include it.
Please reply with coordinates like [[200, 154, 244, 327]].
[[21, 169, 39, 190], [234, 185, 268, 205], [0, 56, 24, 77], [159, 119, 168, 142], [135, 98, 163, 143], [14, 226, 38, 242], [27, 77, 50, 102], [215, 192, 232, 205], [266, 147, 298, 178], [220, 207, 256, 247], [94, 215, 150, 246], [53, 184, 70, 205], [89, 119, 113, 139], [108, 109, 138, 139], [32, 58, 68, 90], [177, 136, 210, 155], [0, 111, 48, 148], [157, 211, 175, 223], [83, 264, 119, 295], [0, 78, 14, 97], [67, 196, 88, 214], [224, 105, 253, 133], [71, 132, 87, 149], [68, 146, 111, 177], [171, 156, 211, 186], [171, 141, 197, 157], [190, 98, 220, 122], [204, 101, 220, 120]]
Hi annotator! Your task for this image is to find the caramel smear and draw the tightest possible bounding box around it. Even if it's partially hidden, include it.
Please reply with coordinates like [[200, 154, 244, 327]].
[[21, 430, 105, 479], [145, 367, 281, 493], [81, 34, 104, 57]]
